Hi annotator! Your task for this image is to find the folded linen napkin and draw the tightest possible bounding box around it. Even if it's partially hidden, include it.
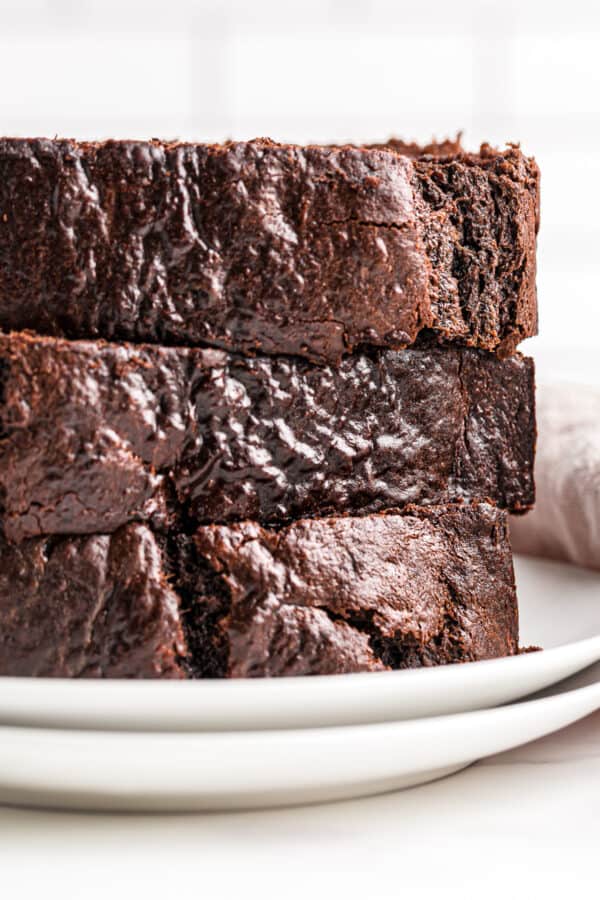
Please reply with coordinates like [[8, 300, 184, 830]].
[[510, 383, 600, 570]]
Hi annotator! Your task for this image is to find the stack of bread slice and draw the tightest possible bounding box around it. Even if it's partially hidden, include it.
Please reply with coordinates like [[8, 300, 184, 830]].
[[0, 136, 538, 677]]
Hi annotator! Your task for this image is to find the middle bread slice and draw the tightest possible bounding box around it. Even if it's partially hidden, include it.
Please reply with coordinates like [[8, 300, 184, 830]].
[[0, 332, 535, 542]]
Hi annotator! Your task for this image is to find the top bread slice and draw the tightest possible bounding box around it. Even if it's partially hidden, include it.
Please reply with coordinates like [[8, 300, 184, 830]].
[[0, 136, 538, 363]]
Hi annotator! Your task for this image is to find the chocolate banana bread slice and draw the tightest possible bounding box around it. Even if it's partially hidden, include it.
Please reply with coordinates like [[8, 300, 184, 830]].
[[0, 504, 518, 678], [0, 137, 538, 362], [0, 333, 535, 542]]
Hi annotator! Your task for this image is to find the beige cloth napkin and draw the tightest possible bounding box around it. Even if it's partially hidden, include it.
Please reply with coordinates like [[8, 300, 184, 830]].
[[510, 383, 600, 570]]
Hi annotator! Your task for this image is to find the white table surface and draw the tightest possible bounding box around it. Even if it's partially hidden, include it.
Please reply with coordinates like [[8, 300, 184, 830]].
[[1, 342, 598, 898]]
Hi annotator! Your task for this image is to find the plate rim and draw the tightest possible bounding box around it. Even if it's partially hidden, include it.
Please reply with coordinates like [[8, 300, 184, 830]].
[[0, 675, 597, 812], [0, 632, 597, 734]]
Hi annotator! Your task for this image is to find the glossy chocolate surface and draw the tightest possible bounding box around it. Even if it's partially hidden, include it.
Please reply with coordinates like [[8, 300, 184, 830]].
[[0, 137, 538, 362], [0, 524, 185, 677], [186, 504, 519, 676], [0, 505, 518, 677], [0, 333, 535, 542]]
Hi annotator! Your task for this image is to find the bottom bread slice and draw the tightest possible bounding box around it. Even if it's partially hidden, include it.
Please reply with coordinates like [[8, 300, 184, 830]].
[[0, 504, 518, 678]]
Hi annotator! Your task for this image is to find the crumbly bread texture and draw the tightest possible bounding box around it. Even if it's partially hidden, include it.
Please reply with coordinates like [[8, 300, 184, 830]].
[[0, 137, 538, 362], [0, 504, 518, 678], [0, 332, 535, 542]]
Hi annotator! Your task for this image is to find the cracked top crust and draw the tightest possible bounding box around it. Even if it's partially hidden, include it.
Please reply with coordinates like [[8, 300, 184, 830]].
[[0, 137, 538, 362], [0, 332, 535, 542]]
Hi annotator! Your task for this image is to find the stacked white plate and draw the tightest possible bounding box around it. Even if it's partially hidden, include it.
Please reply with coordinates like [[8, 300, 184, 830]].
[[0, 555, 599, 811]]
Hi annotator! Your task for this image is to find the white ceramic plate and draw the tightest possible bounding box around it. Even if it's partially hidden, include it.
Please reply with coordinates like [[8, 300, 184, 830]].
[[0, 556, 599, 732], [0, 662, 598, 812]]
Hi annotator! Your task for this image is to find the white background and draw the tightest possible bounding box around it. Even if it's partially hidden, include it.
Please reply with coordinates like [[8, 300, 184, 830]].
[[0, 0, 599, 354], [0, 1, 598, 896]]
